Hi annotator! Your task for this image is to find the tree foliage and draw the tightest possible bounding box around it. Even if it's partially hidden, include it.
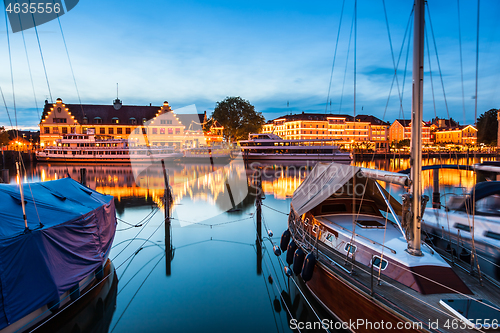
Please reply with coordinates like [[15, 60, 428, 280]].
[[211, 96, 265, 141], [477, 109, 498, 145], [0, 127, 9, 147]]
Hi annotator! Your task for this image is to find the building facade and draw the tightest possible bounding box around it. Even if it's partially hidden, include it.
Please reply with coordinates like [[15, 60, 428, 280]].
[[261, 113, 390, 149], [389, 119, 431, 145], [39, 98, 223, 148], [434, 125, 477, 145]]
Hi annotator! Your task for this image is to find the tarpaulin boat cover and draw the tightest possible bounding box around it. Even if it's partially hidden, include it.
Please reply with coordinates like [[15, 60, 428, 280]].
[[0, 177, 116, 329]]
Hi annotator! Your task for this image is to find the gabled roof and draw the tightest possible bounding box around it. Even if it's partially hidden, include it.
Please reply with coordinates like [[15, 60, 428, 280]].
[[394, 119, 411, 127]]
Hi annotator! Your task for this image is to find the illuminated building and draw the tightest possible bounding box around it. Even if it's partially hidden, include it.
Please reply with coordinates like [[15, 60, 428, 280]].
[[434, 125, 477, 145], [389, 119, 431, 145], [39, 98, 223, 148], [261, 113, 390, 150]]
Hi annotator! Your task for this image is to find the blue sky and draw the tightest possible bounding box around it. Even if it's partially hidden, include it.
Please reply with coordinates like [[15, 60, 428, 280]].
[[1, 0, 499, 130]]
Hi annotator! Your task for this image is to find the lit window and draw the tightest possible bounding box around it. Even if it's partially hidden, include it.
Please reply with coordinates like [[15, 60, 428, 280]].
[[152, 128, 158, 134], [94, 117, 102, 124], [160, 128, 165, 134], [129, 118, 137, 125], [344, 243, 357, 254], [112, 117, 119, 124]]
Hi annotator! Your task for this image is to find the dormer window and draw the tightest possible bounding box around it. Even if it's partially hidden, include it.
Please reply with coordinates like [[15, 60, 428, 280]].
[[142, 118, 147, 123], [83, 117, 88, 124], [112, 117, 119, 124], [93, 117, 102, 124], [129, 117, 137, 125]]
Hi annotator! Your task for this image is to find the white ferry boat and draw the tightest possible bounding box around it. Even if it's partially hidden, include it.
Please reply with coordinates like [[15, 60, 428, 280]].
[[238, 133, 352, 162], [36, 133, 183, 163], [183, 146, 232, 162]]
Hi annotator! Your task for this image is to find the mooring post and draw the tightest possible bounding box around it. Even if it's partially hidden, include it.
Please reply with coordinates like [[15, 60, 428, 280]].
[[432, 169, 440, 208], [79, 168, 87, 186], [161, 160, 172, 276], [256, 174, 262, 275]]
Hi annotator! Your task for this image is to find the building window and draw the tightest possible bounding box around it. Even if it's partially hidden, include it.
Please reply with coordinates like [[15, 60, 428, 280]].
[[53, 118, 67, 123], [44, 127, 50, 134], [83, 117, 88, 124], [129, 118, 137, 124], [112, 117, 119, 124], [160, 128, 165, 134], [134, 128, 140, 134], [152, 128, 158, 134], [160, 120, 166, 124], [167, 120, 172, 124], [109, 128, 114, 134], [126, 128, 131, 134], [100, 128, 105, 134], [53, 127, 59, 133], [62, 127, 68, 134], [94, 117, 102, 124], [168, 128, 173, 134], [175, 128, 180, 134], [142, 127, 147, 135], [142, 118, 147, 123], [117, 128, 122, 134]]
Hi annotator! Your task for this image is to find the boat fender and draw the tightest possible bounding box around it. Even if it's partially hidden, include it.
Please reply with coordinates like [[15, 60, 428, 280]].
[[292, 248, 305, 276], [286, 240, 297, 265], [267, 229, 273, 237], [273, 245, 282, 256], [47, 299, 60, 313], [95, 265, 104, 281], [273, 297, 282, 313], [69, 284, 80, 302], [268, 275, 273, 284], [280, 229, 291, 252], [284, 266, 292, 277], [301, 252, 316, 282]]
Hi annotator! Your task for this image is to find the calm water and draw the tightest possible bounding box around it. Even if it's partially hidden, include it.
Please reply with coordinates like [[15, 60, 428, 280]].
[[15, 156, 498, 333]]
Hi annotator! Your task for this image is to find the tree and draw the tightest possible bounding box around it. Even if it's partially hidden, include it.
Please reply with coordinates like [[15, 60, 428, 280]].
[[477, 109, 498, 145], [0, 127, 9, 147], [211, 96, 265, 141]]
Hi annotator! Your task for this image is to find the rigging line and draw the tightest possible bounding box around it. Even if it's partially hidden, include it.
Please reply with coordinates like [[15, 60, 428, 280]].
[[262, 203, 289, 215], [20, 157, 42, 226], [117, 252, 163, 294], [400, 14, 412, 121], [425, 28, 438, 119], [474, 0, 480, 126], [5, 10, 17, 133], [31, 11, 53, 103], [55, 12, 84, 119], [382, 8, 413, 122], [337, 5, 355, 114], [426, 3, 450, 120], [353, 0, 357, 118], [110, 253, 165, 333], [18, 11, 40, 121], [457, 0, 466, 125], [259, 261, 282, 333], [381, 0, 405, 120], [324, 0, 346, 114], [0, 86, 14, 129]]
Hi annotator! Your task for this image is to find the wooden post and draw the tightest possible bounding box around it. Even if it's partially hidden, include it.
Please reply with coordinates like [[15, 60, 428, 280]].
[[161, 160, 172, 276], [432, 169, 440, 208], [79, 168, 87, 186], [256, 174, 262, 276]]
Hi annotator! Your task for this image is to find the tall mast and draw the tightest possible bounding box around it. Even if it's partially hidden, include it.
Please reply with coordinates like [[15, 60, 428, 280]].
[[409, 0, 425, 256], [16, 162, 28, 230]]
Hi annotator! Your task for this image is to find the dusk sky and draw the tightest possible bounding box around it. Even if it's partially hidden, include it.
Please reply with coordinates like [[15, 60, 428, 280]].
[[1, 0, 499, 130]]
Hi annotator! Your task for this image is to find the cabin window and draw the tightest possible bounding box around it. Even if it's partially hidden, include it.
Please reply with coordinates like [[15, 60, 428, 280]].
[[454, 223, 471, 233], [129, 118, 137, 125], [112, 117, 119, 124], [312, 224, 319, 233], [326, 233, 334, 242], [371, 256, 388, 270], [484, 231, 500, 241], [353, 203, 377, 215], [475, 195, 500, 215], [304, 218, 310, 226], [344, 243, 357, 254], [117, 128, 122, 134], [321, 204, 347, 214], [93, 117, 102, 124]]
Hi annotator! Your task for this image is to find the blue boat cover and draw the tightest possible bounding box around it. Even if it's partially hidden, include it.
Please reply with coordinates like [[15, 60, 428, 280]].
[[0, 177, 116, 329]]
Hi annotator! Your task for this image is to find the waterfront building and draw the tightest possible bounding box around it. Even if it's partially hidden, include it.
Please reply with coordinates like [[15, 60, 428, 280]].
[[39, 98, 223, 148], [389, 119, 431, 144], [434, 125, 478, 145], [261, 112, 390, 150]]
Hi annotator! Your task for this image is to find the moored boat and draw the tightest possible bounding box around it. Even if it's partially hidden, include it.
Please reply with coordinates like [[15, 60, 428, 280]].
[[0, 176, 117, 332]]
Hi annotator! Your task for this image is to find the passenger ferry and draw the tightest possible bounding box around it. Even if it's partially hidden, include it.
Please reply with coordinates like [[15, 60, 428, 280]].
[[238, 133, 352, 162], [36, 132, 183, 163]]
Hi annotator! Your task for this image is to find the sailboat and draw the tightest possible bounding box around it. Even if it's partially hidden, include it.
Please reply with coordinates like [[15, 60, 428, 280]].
[[0, 164, 117, 332], [281, 1, 500, 331]]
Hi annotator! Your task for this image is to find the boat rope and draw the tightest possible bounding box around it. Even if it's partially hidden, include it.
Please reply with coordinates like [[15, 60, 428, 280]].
[[262, 203, 289, 215], [170, 215, 254, 228], [337, 6, 355, 114], [117, 252, 164, 295], [260, 256, 282, 333], [456, 0, 466, 125], [110, 253, 165, 333], [4, 10, 17, 133], [474, 0, 480, 125], [31, 12, 53, 103], [324, 0, 346, 114], [20, 156, 43, 227], [426, 3, 450, 120], [425, 28, 438, 120], [19, 20, 41, 121]]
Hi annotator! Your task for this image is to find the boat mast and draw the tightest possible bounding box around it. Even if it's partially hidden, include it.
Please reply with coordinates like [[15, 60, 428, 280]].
[[16, 162, 28, 231], [409, 0, 425, 256]]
